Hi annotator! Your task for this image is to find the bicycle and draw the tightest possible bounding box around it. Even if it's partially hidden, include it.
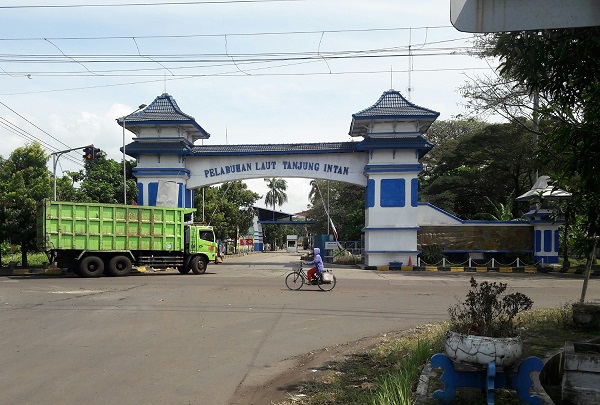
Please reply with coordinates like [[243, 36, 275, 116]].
[[285, 263, 336, 291]]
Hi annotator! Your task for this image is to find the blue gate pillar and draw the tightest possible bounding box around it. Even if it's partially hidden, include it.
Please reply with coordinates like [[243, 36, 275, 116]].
[[349, 90, 439, 267]]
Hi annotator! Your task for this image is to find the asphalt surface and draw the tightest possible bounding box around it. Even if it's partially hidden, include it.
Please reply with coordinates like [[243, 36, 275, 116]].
[[1, 251, 597, 405]]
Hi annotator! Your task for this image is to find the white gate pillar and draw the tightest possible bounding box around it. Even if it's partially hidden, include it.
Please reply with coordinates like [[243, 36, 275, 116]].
[[117, 93, 210, 208], [349, 90, 439, 267]]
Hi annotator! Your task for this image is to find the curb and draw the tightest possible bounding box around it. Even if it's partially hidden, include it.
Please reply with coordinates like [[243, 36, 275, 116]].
[[361, 265, 600, 276], [0, 267, 66, 276], [0, 253, 257, 276]]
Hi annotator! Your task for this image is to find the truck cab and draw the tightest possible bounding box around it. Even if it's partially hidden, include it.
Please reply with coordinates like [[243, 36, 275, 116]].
[[183, 224, 220, 274]]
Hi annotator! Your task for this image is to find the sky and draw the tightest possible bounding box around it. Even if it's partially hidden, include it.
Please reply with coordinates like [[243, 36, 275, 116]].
[[0, 0, 499, 214]]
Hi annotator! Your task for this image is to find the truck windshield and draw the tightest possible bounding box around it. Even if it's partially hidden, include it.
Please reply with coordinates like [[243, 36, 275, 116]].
[[199, 231, 214, 242]]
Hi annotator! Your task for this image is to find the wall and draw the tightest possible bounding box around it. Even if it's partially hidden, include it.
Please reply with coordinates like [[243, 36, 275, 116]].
[[418, 225, 533, 253]]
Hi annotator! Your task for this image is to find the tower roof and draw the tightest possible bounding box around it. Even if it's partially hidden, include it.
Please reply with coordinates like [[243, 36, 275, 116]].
[[116, 93, 210, 141], [349, 89, 439, 137]]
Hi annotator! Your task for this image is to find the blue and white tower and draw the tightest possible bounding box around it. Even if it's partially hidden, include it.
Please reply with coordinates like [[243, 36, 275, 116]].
[[117, 93, 210, 208], [349, 90, 439, 267]]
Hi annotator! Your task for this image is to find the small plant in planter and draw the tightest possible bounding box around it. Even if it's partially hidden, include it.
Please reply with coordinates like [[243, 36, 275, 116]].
[[445, 277, 534, 367], [419, 243, 445, 265]]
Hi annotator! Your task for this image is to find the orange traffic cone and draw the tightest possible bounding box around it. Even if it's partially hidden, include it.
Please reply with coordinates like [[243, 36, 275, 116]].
[[408, 256, 413, 266]]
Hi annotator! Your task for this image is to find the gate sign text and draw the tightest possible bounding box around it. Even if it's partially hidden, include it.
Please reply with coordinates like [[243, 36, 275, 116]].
[[203, 160, 350, 179]]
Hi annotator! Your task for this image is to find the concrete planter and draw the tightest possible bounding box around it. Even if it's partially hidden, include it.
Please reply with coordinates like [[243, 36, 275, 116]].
[[444, 330, 523, 367], [562, 341, 600, 404]]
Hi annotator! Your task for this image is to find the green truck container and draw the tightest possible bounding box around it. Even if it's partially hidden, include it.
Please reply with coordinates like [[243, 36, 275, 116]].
[[37, 199, 220, 277]]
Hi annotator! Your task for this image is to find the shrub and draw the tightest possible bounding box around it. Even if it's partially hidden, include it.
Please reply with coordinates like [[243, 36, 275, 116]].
[[419, 244, 445, 264], [448, 277, 533, 337]]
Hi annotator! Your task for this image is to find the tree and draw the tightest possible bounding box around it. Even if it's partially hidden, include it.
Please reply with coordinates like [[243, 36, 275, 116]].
[[264, 178, 288, 219], [262, 223, 296, 251], [195, 181, 260, 241], [55, 170, 83, 202], [78, 151, 137, 204], [421, 119, 490, 184], [306, 180, 364, 241], [0, 143, 52, 266], [487, 27, 600, 268], [420, 121, 536, 219]]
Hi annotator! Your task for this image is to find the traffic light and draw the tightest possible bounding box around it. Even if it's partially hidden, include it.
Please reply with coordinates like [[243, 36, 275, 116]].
[[83, 146, 101, 160], [83, 147, 92, 160]]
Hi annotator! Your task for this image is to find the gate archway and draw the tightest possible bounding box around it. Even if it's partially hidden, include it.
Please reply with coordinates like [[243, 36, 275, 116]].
[[118, 90, 439, 267]]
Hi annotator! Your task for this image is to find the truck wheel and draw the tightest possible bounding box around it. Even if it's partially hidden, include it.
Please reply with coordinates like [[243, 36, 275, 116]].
[[107, 255, 132, 277], [190, 256, 208, 275], [177, 266, 191, 274], [79, 256, 104, 278]]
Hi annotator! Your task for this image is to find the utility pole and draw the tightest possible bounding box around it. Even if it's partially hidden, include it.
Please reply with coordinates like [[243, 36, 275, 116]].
[[51, 145, 95, 201], [121, 104, 147, 205]]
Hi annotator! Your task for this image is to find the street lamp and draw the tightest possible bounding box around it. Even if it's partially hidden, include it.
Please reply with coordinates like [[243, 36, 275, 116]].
[[122, 104, 146, 205]]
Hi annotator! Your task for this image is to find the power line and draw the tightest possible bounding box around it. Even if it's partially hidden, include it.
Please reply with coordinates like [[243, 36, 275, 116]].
[[0, 101, 72, 150], [0, 49, 475, 69], [0, 0, 303, 9], [0, 40, 474, 60], [0, 25, 455, 41], [0, 66, 494, 96], [0, 118, 83, 166], [0, 101, 84, 166]]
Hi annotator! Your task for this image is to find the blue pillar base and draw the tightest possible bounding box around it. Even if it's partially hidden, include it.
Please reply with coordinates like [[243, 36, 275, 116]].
[[431, 353, 543, 405]]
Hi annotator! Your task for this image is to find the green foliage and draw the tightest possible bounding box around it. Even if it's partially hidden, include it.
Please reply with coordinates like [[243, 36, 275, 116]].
[[79, 151, 137, 204], [419, 244, 445, 264], [0, 242, 48, 267], [474, 195, 520, 221], [195, 181, 260, 241], [278, 325, 446, 405], [0, 143, 52, 266], [489, 27, 600, 261], [280, 309, 596, 405], [54, 170, 82, 202], [306, 180, 365, 241], [262, 223, 297, 251], [371, 339, 434, 405], [264, 177, 288, 211], [420, 120, 534, 219], [448, 277, 534, 338]]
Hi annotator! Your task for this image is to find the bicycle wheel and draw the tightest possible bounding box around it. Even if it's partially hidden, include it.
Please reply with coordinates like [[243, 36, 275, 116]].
[[285, 271, 304, 290], [318, 275, 336, 291]]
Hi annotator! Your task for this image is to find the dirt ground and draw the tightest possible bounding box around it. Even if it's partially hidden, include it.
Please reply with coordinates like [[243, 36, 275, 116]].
[[230, 331, 408, 405]]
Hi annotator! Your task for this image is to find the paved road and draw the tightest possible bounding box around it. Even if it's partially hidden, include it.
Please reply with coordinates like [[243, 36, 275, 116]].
[[1, 252, 597, 405]]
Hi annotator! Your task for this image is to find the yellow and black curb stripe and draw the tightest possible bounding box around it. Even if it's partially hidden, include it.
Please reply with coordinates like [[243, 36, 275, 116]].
[[0, 267, 66, 276], [364, 265, 600, 275]]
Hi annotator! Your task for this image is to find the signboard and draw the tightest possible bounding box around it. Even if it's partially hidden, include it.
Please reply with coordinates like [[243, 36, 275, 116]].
[[450, 0, 600, 33], [187, 153, 369, 189], [325, 242, 338, 250]]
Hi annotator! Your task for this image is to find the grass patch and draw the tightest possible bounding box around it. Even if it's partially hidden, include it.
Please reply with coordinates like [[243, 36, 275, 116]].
[[278, 307, 599, 405], [1, 251, 47, 267]]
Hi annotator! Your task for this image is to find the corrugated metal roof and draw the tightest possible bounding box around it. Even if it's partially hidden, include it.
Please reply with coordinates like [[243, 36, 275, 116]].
[[191, 142, 359, 155], [123, 139, 193, 156], [352, 89, 440, 119]]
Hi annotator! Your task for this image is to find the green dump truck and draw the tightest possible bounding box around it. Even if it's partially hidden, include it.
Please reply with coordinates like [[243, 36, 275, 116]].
[[37, 199, 220, 277]]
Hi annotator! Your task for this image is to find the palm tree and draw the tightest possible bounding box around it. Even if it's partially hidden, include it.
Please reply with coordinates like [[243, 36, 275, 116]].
[[264, 178, 288, 220]]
